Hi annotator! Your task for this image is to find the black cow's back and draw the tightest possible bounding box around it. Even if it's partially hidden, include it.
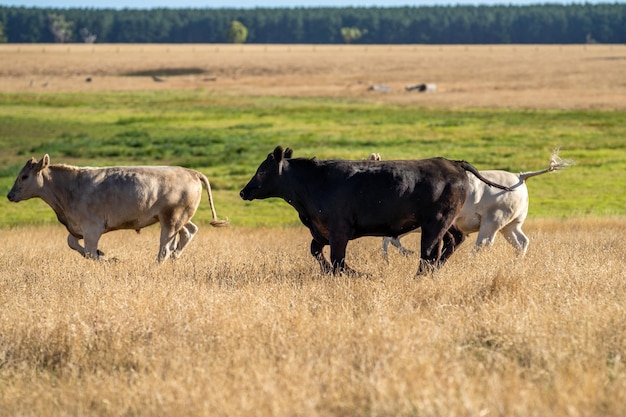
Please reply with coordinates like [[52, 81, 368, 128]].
[[283, 157, 469, 239]]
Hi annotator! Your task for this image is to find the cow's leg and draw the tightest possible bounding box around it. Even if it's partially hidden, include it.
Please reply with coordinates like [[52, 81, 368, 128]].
[[158, 222, 180, 263], [82, 229, 104, 260], [417, 219, 456, 275], [418, 228, 443, 273], [68, 235, 105, 258], [383, 236, 414, 256], [500, 222, 529, 257], [439, 225, 467, 264], [159, 207, 193, 263], [382, 237, 392, 254], [172, 221, 198, 259], [329, 234, 356, 275], [311, 239, 332, 274], [67, 234, 86, 256], [158, 228, 177, 263], [474, 219, 500, 250], [395, 238, 414, 256]]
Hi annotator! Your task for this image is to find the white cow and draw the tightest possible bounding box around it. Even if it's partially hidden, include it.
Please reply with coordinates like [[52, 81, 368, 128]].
[[372, 150, 572, 257], [7, 155, 229, 262]]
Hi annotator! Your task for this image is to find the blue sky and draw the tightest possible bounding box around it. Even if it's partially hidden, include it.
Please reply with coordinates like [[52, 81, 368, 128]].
[[2, 0, 620, 9]]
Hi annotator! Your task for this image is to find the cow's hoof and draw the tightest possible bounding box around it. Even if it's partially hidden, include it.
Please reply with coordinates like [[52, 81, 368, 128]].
[[336, 266, 368, 278], [416, 265, 437, 278], [414, 272, 427, 279], [84, 251, 106, 261]]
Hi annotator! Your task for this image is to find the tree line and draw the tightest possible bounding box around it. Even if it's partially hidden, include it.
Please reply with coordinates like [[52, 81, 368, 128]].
[[0, 4, 624, 44]]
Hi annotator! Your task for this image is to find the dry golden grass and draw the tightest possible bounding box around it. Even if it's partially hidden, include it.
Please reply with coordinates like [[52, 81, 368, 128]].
[[1, 218, 625, 416], [1, 43, 625, 109]]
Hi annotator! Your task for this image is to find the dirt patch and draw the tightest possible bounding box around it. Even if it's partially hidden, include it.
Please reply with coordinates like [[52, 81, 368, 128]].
[[121, 67, 207, 77]]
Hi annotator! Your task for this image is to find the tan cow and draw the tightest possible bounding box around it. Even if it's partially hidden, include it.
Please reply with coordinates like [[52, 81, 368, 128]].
[[7, 155, 228, 262]]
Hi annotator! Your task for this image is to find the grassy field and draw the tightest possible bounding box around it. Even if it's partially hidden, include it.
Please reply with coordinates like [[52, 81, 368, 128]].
[[1, 91, 625, 226], [0, 44, 625, 416], [0, 220, 625, 417]]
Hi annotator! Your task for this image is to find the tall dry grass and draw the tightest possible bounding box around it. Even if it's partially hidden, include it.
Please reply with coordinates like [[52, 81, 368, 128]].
[[1, 218, 625, 416]]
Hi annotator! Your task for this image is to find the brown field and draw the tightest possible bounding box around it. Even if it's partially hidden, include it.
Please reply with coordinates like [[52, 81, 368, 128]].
[[1, 218, 625, 417], [1, 43, 625, 109]]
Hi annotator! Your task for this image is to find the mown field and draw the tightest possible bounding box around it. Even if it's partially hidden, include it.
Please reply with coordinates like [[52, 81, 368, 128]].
[[0, 44, 625, 417]]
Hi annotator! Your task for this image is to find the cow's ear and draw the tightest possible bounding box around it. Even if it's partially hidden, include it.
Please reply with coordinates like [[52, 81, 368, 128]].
[[284, 148, 293, 159], [36, 154, 50, 171], [273, 146, 284, 162]]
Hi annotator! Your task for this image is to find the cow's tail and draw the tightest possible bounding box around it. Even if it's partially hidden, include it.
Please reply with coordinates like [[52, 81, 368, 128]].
[[198, 173, 229, 227], [456, 161, 513, 191], [518, 148, 574, 182]]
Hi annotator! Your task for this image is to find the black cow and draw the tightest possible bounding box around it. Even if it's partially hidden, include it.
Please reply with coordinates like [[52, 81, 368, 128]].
[[240, 146, 511, 276]]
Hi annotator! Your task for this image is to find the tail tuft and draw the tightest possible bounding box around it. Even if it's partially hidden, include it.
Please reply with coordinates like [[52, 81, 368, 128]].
[[548, 147, 575, 172], [210, 218, 230, 227], [519, 148, 574, 182]]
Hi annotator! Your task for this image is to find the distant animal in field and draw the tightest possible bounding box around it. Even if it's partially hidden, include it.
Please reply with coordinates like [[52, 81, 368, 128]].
[[405, 83, 437, 92], [7, 155, 228, 262], [372, 149, 572, 257], [240, 146, 511, 276], [368, 84, 392, 93]]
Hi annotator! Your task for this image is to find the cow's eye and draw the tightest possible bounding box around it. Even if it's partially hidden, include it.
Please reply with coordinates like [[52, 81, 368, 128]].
[[21, 174, 28, 180]]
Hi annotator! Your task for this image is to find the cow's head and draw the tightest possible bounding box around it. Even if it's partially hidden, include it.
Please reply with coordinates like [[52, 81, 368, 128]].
[[240, 146, 293, 201], [7, 155, 50, 202]]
